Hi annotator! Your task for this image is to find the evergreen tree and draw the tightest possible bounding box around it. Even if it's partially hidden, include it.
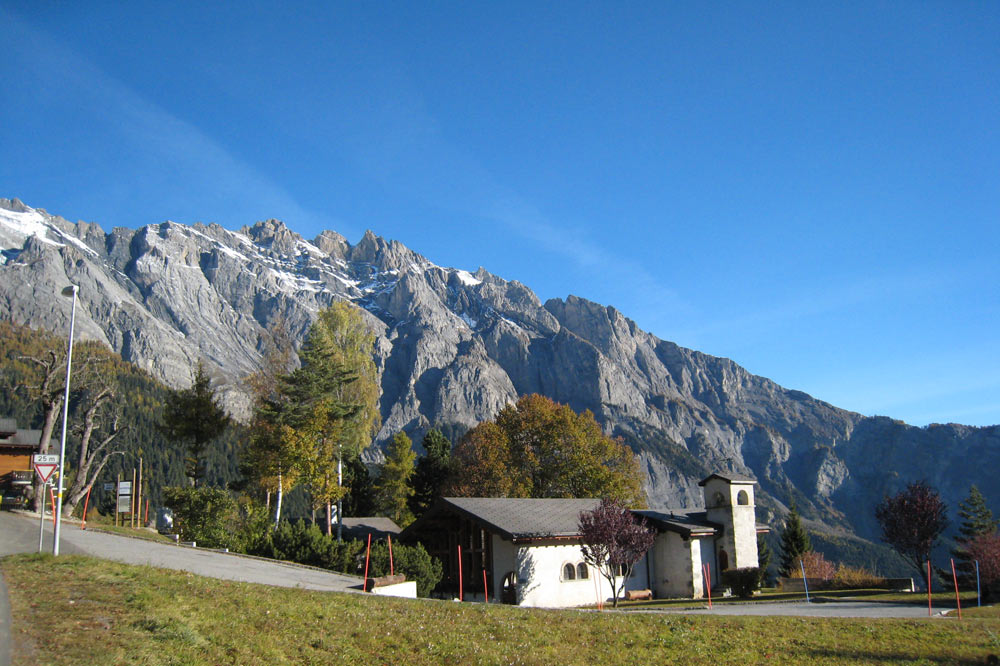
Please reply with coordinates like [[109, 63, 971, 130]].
[[952, 485, 998, 587], [408, 428, 452, 519], [342, 454, 377, 517], [956, 486, 998, 541], [279, 326, 360, 535], [159, 361, 230, 484], [757, 533, 773, 586], [778, 503, 812, 577], [375, 431, 416, 527]]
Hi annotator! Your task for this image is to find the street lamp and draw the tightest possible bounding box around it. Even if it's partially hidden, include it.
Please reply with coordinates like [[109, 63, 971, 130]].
[[53, 284, 78, 556]]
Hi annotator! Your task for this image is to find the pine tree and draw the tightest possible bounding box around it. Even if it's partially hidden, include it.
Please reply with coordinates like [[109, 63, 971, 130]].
[[778, 503, 811, 577], [375, 432, 416, 527], [343, 454, 377, 517], [408, 428, 452, 519], [159, 361, 230, 484], [952, 485, 998, 587], [757, 533, 773, 586]]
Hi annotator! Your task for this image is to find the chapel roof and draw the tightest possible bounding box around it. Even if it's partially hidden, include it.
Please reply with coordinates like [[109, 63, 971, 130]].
[[418, 497, 602, 541], [698, 473, 757, 486]]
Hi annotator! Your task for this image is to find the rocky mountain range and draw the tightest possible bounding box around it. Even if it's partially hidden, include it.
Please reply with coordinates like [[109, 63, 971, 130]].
[[2, 197, 997, 564]]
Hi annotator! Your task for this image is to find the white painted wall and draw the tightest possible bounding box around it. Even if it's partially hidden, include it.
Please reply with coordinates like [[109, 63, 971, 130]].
[[494, 539, 615, 608], [649, 531, 698, 598], [371, 581, 417, 598]]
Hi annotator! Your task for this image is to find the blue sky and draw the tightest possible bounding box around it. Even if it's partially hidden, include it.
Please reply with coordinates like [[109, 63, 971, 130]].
[[2, 2, 997, 426]]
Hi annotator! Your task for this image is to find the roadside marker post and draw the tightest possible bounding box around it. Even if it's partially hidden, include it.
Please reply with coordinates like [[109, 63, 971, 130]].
[[363, 533, 372, 591], [927, 560, 932, 617], [81, 485, 92, 530], [799, 559, 810, 603], [976, 561, 981, 607], [950, 559, 962, 619], [387, 535, 394, 576], [48, 487, 57, 528], [458, 544, 464, 601], [703, 563, 713, 609], [483, 569, 489, 603], [37, 483, 46, 553]]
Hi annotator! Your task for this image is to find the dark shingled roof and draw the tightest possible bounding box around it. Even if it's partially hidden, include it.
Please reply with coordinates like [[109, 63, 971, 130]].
[[437, 497, 601, 541], [633, 510, 720, 537], [339, 517, 401, 541], [698, 473, 757, 486], [0, 424, 44, 448]]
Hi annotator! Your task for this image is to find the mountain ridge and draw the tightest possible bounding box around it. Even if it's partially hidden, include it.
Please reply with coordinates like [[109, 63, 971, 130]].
[[2, 197, 997, 565]]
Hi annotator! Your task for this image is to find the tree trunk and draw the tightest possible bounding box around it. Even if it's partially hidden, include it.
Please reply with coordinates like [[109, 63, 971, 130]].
[[62, 393, 121, 518], [273, 468, 283, 529]]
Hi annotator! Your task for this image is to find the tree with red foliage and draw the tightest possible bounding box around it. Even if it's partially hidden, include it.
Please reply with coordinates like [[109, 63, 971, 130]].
[[578, 498, 655, 608], [965, 531, 1000, 601], [874, 481, 948, 588]]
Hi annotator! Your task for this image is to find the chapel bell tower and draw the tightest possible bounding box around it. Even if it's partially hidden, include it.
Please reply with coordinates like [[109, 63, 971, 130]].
[[699, 473, 760, 571]]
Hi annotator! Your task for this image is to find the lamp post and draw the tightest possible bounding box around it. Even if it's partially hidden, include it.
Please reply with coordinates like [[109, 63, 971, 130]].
[[53, 284, 78, 556]]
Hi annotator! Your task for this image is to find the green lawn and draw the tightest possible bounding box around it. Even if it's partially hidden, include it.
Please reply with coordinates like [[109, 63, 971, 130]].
[[3, 554, 999, 665]]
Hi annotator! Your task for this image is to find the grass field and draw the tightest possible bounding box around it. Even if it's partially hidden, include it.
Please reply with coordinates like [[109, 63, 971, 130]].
[[3, 554, 999, 665]]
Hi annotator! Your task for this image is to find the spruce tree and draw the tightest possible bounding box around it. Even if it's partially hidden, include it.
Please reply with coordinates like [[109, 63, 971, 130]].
[[160, 361, 230, 484], [408, 428, 452, 519], [778, 503, 811, 577], [343, 454, 377, 517], [952, 485, 998, 586], [757, 534, 773, 586]]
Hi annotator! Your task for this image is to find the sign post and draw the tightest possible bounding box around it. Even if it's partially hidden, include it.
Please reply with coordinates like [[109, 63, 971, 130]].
[[33, 454, 58, 484], [34, 454, 59, 554]]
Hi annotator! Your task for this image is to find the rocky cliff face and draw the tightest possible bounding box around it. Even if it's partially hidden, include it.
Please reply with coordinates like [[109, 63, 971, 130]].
[[2, 197, 997, 550]]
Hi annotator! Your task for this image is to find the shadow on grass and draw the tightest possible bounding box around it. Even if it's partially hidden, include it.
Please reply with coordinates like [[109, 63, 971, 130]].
[[804, 647, 998, 664], [615, 587, 984, 611]]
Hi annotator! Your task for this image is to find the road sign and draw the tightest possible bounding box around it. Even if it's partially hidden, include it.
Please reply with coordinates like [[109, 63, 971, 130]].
[[103, 483, 115, 492], [117, 496, 132, 513], [33, 454, 59, 484], [119, 481, 132, 495]]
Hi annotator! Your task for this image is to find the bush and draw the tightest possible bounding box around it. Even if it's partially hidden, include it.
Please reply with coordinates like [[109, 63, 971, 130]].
[[367, 541, 443, 597], [721, 567, 761, 599], [788, 551, 835, 581], [248, 520, 364, 572], [832, 563, 885, 589], [163, 486, 239, 549]]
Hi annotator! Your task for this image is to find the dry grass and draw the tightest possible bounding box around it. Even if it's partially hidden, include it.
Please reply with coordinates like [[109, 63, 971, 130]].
[[3, 554, 999, 665]]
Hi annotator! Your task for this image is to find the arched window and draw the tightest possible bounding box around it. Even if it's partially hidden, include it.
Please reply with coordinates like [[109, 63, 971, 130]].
[[718, 550, 729, 571], [577, 563, 589, 580], [737, 490, 749, 505], [502, 571, 518, 604], [562, 563, 576, 581]]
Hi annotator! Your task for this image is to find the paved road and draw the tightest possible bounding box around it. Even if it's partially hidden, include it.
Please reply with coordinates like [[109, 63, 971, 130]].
[[0, 510, 362, 666], [0, 511, 362, 592]]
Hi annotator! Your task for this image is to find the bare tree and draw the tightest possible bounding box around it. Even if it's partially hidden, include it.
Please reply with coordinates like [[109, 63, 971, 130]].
[[61, 382, 126, 517], [21, 349, 94, 511]]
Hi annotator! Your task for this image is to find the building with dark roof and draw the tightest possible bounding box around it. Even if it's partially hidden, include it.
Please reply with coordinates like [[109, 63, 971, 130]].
[[1, 419, 48, 508], [401, 473, 768, 607]]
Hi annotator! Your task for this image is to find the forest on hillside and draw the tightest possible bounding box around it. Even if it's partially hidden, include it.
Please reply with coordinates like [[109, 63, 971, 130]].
[[0, 320, 243, 513]]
